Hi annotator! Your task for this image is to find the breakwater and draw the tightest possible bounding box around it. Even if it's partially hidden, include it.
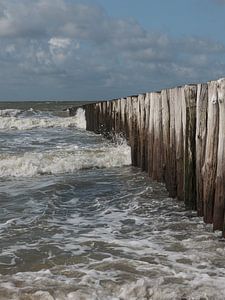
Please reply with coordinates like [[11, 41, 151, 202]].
[[79, 78, 225, 236]]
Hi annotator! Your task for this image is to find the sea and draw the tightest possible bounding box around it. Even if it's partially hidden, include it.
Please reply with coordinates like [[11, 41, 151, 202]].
[[0, 101, 225, 300]]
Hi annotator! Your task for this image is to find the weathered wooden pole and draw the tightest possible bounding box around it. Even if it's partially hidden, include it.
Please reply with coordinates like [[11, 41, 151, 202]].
[[161, 89, 170, 190], [183, 85, 197, 210], [78, 78, 225, 236], [168, 88, 177, 198], [196, 83, 208, 217], [213, 79, 225, 232], [174, 87, 185, 201], [202, 80, 219, 224]]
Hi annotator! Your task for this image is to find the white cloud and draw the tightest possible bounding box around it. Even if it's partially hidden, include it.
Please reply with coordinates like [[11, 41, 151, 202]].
[[0, 0, 224, 100], [48, 37, 71, 49]]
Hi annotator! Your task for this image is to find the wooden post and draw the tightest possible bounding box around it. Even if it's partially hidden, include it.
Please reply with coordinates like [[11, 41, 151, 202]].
[[152, 92, 163, 181], [161, 89, 170, 187], [196, 83, 208, 216], [168, 88, 177, 197], [202, 80, 219, 223], [174, 87, 185, 201], [131, 96, 139, 166], [213, 79, 225, 232], [184, 85, 197, 210], [143, 93, 151, 172], [148, 93, 154, 178], [137, 94, 145, 169], [81, 77, 225, 236]]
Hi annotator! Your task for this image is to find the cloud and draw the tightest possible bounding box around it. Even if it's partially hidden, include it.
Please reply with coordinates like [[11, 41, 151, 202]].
[[0, 0, 225, 100], [48, 37, 74, 63], [48, 38, 71, 49]]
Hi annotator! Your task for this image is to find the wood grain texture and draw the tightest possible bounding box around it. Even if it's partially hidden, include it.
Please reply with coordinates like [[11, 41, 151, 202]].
[[202, 80, 219, 224], [196, 83, 208, 217], [213, 79, 225, 232]]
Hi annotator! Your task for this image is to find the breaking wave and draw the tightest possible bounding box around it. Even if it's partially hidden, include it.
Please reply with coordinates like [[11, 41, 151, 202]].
[[0, 143, 131, 177], [0, 108, 86, 130], [0, 109, 23, 117]]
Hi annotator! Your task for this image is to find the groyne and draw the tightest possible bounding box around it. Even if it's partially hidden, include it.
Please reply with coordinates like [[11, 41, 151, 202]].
[[78, 78, 225, 236]]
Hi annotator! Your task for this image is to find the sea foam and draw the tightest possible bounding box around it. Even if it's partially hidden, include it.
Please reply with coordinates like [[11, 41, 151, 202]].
[[0, 108, 86, 130], [0, 109, 22, 117], [0, 143, 131, 177]]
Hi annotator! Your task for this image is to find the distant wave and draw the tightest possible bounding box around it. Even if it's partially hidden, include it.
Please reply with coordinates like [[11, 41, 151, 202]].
[[0, 143, 131, 177], [0, 108, 86, 130], [0, 109, 23, 117]]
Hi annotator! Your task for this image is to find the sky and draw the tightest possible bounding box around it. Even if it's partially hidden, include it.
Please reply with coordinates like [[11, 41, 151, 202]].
[[0, 0, 225, 101]]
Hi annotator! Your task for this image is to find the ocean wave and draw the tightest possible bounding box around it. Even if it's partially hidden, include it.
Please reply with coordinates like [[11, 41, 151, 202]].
[[0, 109, 23, 117], [1, 270, 225, 300], [0, 143, 131, 177], [0, 108, 86, 130]]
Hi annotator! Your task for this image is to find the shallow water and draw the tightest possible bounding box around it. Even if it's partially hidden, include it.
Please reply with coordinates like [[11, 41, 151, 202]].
[[0, 103, 225, 300]]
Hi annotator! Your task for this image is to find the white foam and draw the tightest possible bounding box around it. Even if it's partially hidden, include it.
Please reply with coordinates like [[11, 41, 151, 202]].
[[0, 143, 131, 177], [32, 291, 54, 300], [2, 270, 225, 300], [118, 278, 155, 300], [75, 108, 86, 129], [0, 109, 22, 117], [0, 108, 86, 130]]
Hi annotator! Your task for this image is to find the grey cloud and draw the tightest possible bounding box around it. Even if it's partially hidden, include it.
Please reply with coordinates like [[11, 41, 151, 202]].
[[0, 0, 225, 100], [0, 0, 110, 41]]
